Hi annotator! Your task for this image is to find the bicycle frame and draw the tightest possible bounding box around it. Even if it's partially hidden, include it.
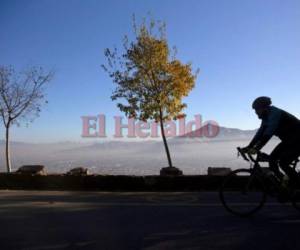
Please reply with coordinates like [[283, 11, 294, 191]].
[[237, 147, 299, 171], [236, 147, 299, 195], [237, 147, 268, 177]]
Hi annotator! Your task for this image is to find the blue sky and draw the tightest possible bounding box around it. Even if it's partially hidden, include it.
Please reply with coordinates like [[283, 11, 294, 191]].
[[0, 0, 299, 142]]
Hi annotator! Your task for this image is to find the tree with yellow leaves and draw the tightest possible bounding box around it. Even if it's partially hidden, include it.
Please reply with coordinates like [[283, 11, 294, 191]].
[[102, 16, 199, 174]]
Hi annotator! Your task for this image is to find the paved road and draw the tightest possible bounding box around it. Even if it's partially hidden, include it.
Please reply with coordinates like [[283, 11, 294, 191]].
[[0, 191, 299, 250]]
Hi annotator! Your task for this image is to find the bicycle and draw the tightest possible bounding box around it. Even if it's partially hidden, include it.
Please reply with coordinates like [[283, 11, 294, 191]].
[[219, 147, 300, 217]]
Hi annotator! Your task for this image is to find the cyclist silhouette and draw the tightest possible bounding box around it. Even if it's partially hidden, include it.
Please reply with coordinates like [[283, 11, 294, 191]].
[[242, 96, 300, 187]]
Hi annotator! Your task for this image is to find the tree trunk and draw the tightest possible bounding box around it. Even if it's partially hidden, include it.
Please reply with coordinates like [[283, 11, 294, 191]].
[[5, 125, 11, 173], [159, 109, 173, 167]]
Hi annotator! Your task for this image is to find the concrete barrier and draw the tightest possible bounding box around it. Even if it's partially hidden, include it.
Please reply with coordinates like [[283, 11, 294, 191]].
[[207, 167, 232, 176], [16, 165, 46, 176]]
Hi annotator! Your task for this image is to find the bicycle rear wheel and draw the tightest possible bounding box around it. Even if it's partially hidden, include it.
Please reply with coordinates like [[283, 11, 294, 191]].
[[219, 169, 267, 217]]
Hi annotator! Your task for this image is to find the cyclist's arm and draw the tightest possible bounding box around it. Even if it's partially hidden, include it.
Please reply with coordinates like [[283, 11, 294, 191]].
[[248, 122, 265, 148], [253, 134, 272, 151], [252, 108, 282, 150]]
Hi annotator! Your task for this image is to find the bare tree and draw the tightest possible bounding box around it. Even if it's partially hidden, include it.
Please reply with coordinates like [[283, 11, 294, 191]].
[[0, 66, 53, 173]]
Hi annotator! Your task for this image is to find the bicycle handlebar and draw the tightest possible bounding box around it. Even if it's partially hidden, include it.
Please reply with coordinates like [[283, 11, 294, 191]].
[[237, 147, 298, 169], [237, 147, 262, 163], [237, 147, 269, 163]]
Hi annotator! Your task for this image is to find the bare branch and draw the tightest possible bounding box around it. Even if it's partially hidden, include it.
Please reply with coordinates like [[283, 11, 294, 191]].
[[0, 65, 53, 125]]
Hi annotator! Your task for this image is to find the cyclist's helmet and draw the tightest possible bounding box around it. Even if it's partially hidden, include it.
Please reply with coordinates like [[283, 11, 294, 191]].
[[252, 96, 272, 110]]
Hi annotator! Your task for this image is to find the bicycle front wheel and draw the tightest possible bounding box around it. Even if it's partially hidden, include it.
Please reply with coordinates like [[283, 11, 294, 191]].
[[219, 168, 267, 217]]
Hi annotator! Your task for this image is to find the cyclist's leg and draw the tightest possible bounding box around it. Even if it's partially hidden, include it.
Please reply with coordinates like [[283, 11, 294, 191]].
[[269, 142, 285, 180], [278, 143, 300, 188]]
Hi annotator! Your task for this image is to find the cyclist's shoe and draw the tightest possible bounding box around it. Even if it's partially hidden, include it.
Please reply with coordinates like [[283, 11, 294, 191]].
[[280, 175, 290, 189]]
